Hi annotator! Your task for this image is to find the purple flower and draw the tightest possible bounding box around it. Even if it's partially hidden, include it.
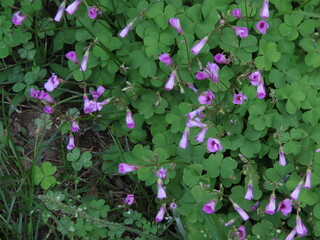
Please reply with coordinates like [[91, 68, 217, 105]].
[[234, 225, 246, 240], [126, 109, 135, 129], [248, 71, 262, 86], [290, 180, 304, 200], [159, 53, 173, 66], [170, 203, 177, 209], [260, 0, 269, 19], [244, 177, 253, 200], [54, 1, 66, 22], [316, 148, 320, 152], [202, 199, 217, 214], [232, 8, 242, 19], [277, 199, 292, 216], [296, 215, 307, 236], [165, 71, 176, 91], [89, 86, 105, 100], [96, 97, 113, 111], [265, 191, 276, 215], [285, 228, 297, 240], [169, 18, 184, 34], [155, 205, 166, 222], [225, 219, 236, 227], [250, 201, 260, 211], [71, 120, 80, 132], [124, 194, 135, 205], [198, 90, 215, 105], [156, 167, 166, 180], [279, 148, 286, 166], [43, 106, 53, 114], [30, 88, 41, 98], [233, 93, 247, 105], [80, 48, 90, 72], [44, 73, 62, 92], [304, 169, 311, 189], [66, 51, 79, 64], [119, 22, 133, 38], [196, 62, 220, 83], [191, 36, 209, 55], [157, 180, 167, 199], [179, 128, 189, 149], [186, 106, 205, 119], [207, 138, 222, 153], [214, 53, 228, 64], [12, 11, 27, 26], [257, 82, 266, 99], [88, 6, 98, 19], [65, 0, 82, 15], [67, 135, 75, 150], [186, 119, 205, 128], [233, 27, 248, 38], [195, 127, 208, 143], [256, 20, 270, 34], [118, 163, 138, 174], [232, 202, 249, 221], [39, 91, 55, 104], [187, 83, 198, 93]]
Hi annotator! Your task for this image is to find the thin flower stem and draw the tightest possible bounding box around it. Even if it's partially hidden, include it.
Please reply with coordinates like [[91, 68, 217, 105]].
[[182, 33, 191, 65], [244, 0, 250, 30]]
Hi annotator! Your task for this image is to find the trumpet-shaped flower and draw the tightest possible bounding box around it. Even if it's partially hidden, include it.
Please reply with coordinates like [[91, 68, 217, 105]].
[[157, 180, 167, 199], [179, 128, 189, 149], [233, 93, 247, 105], [165, 71, 176, 91], [54, 1, 66, 22], [126, 109, 135, 129], [65, 0, 82, 15], [232, 202, 249, 221], [202, 199, 216, 214], [265, 191, 276, 215], [67, 135, 75, 150], [232, 8, 242, 19], [66, 51, 79, 64], [214, 53, 228, 64], [43, 106, 53, 114], [279, 148, 286, 166], [12, 11, 27, 25], [187, 83, 198, 93], [191, 36, 208, 55], [195, 127, 208, 143], [248, 71, 262, 86], [119, 22, 133, 38], [290, 180, 304, 200], [118, 163, 138, 174], [285, 228, 297, 240], [296, 215, 307, 236], [186, 106, 205, 119], [80, 48, 90, 72], [304, 169, 311, 189], [196, 62, 219, 83], [207, 138, 222, 153], [159, 53, 173, 66], [244, 177, 253, 200], [169, 18, 183, 34], [71, 120, 80, 132], [257, 82, 266, 99], [155, 205, 166, 222], [260, 0, 269, 18], [233, 27, 248, 38]]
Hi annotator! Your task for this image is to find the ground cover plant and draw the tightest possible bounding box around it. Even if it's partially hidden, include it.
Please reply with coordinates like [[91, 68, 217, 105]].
[[1, 0, 320, 239]]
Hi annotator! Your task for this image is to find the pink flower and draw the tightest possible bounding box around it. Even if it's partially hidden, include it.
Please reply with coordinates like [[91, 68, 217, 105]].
[[232, 8, 242, 19], [54, 1, 66, 22], [191, 36, 209, 55], [296, 215, 307, 236], [244, 177, 253, 200], [44, 73, 62, 92], [234, 225, 246, 240], [225, 219, 236, 227], [66, 51, 79, 64], [186, 119, 205, 128], [195, 127, 208, 143], [43, 106, 53, 114], [260, 0, 269, 19], [277, 199, 292, 216], [187, 83, 198, 93], [179, 128, 189, 149], [67, 135, 75, 150], [233, 27, 248, 38], [196, 62, 219, 83], [96, 97, 113, 111], [88, 6, 98, 19], [65, 0, 82, 15], [256, 82, 266, 99], [155, 205, 166, 222], [285, 228, 297, 240], [156, 167, 166, 180], [198, 90, 215, 105], [170, 203, 177, 209], [30, 88, 41, 98], [316, 148, 320, 152], [256, 20, 269, 34], [165, 71, 176, 91], [290, 180, 304, 200], [207, 138, 222, 153], [89, 86, 105, 99], [248, 71, 262, 86], [186, 106, 205, 119], [232, 202, 249, 221], [118, 163, 138, 174], [157, 180, 167, 199], [233, 93, 247, 105], [202, 199, 217, 214], [124, 194, 135, 205], [304, 169, 311, 189], [214, 53, 228, 64], [159, 53, 173, 66], [71, 120, 80, 132], [169, 18, 183, 34], [265, 191, 276, 215], [126, 109, 135, 129], [279, 148, 286, 166], [119, 22, 134, 38], [80, 48, 90, 72], [39, 91, 55, 104], [12, 11, 27, 25]]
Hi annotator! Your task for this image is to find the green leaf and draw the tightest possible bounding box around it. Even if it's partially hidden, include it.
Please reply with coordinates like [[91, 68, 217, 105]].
[[12, 83, 26, 92], [183, 164, 203, 187]]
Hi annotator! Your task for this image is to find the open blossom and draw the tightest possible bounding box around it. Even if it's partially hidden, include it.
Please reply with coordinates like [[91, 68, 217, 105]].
[[257, 82, 266, 99], [233, 93, 247, 105], [277, 199, 292, 216], [196, 62, 219, 83], [265, 191, 276, 215], [67, 135, 75, 150], [165, 71, 176, 90], [244, 176, 253, 200], [234, 225, 246, 240], [44, 73, 62, 92], [195, 127, 208, 143], [256, 20, 270, 35], [156, 167, 166, 180], [43, 106, 53, 114], [279, 148, 286, 166], [12, 11, 27, 25], [232, 8, 242, 19], [296, 215, 307, 236], [90, 86, 105, 99], [202, 199, 216, 214], [214, 53, 228, 64], [248, 71, 262, 86], [186, 106, 205, 119], [71, 120, 80, 132], [65, 0, 82, 15], [157, 180, 167, 199], [232, 202, 249, 221], [54, 1, 66, 22], [304, 169, 311, 189], [169, 18, 183, 34], [119, 22, 134, 38], [30, 88, 55, 104], [187, 83, 198, 93], [159, 53, 173, 66], [233, 27, 248, 38], [191, 36, 208, 55], [124, 194, 135, 205], [290, 180, 304, 200], [88, 6, 98, 19], [186, 119, 205, 128], [170, 202, 177, 209], [179, 128, 189, 149], [118, 163, 138, 174], [260, 0, 269, 18], [66, 51, 79, 64], [198, 90, 215, 105], [126, 109, 135, 128], [80, 48, 90, 72], [155, 205, 166, 222], [207, 138, 222, 153], [285, 228, 297, 240]]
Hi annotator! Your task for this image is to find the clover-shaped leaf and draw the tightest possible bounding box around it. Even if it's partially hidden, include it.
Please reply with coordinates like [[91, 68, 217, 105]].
[[33, 162, 57, 190]]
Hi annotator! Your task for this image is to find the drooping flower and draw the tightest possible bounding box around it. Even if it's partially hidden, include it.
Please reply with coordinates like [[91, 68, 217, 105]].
[[67, 135, 75, 150], [214, 53, 228, 64], [277, 199, 292, 216], [207, 138, 222, 153], [159, 53, 173, 66], [88, 6, 98, 19], [290, 180, 304, 201], [248, 71, 262, 86], [202, 199, 217, 214], [256, 82, 266, 99], [196, 62, 220, 83], [195, 127, 208, 143], [89, 86, 105, 100], [119, 22, 134, 38], [126, 109, 135, 129], [244, 176, 253, 200], [44, 73, 62, 92], [156, 167, 166, 180], [256, 20, 270, 35], [191, 36, 209, 55], [233, 93, 247, 105], [279, 148, 286, 166], [71, 120, 80, 132], [296, 215, 307, 236], [80, 48, 90, 72], [198, 90, 215, 105], [233, 27, 248, 38], [250, 201, 260, 211], [186, 106, 205, 119], [187, 83, 198, 93], [43, 106, 53, 114], [165, 71, 176, 91], [304, 169, 311, 189], [265, 191, 276, 215], [124, 194, 135, 205], [155, 205, 166, 222], [169, 18, 184, 34], [12, 11, 27, 25], [179, 128, 189, 149], [260, 0, 269, 19], [186, 118, 205, 128], [234, 225, 246, 240], [225, 219, 236, 227], [54, 1, 66, 22], [66, 51, 79, 64], [316, 148, 320, 152], [157, 180, 167, 199], [232, 201, 249, 221], [65, 0, 82, 15], [118, 163, 138, 174], [232, 8, 242, 19], [38, 91, 55, 104], [285, 228, 297, 240]]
